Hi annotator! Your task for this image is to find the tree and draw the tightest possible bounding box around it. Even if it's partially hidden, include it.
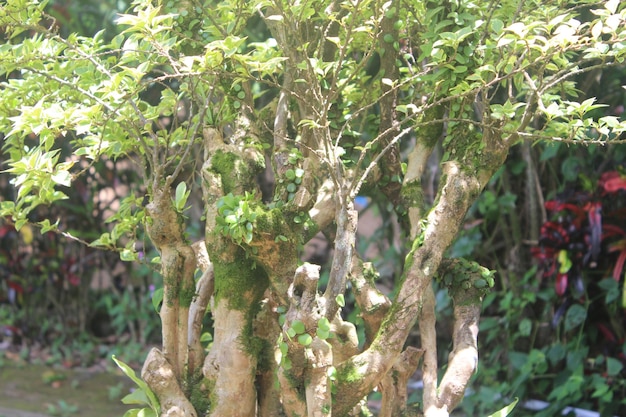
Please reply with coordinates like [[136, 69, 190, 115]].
[[1, 0, 625, 416]]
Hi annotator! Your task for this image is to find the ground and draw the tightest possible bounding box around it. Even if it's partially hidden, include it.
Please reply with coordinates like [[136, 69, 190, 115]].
[[0, 361, 134, 417]]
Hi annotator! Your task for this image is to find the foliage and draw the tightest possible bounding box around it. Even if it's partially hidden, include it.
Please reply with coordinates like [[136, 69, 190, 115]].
[[456, 141, 626, 415], [112, 355, 160, 417], [1, 0, 626, 416], [45, 400, 79, 417]]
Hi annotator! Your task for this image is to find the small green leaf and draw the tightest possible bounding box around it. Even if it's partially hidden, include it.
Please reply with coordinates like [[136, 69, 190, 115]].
[[564, 304, 587, 332], [518, 318, 532, 337], [298, 333, 313, 346], [174, 182, 188, 211], [318, 317, 331, 331], [291, 320, 306, 334], [474, 278, 488, 289], [486, 398, 518, 417], [112, 355, 159, 414], [336, 294, 345, 307], [152, 287, 163, 313], [606, 357, 623, 376], [121, 389, 151, 406], [120, 249, 137, 262], [316, 328, 330, 340]]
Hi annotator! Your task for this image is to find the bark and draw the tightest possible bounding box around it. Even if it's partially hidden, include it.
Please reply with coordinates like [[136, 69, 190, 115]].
[[323, 204, 358, 320], [144, 181, 196, 416], [200, 119, 270, 416], [254, 296, 284, 417], [203, 298, 259, 417], [304, 338, 333, 417], [376, 0, 403, 207], [142, 348, 198, 417], [333, 138, 509, 415], [188, 241, 214, 377], [349, 257, 391, 347], [379, 347, 424, 417]]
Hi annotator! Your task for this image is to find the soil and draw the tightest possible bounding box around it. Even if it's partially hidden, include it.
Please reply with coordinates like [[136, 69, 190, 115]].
[[0, 362, 135, 417]]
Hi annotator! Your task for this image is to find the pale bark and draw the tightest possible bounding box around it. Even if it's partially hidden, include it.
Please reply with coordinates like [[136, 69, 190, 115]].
[[349, 257, 391, 347], [145, 185, 196, 382], [142, 348, 197, 417], [304, 338, 333, 417], [333, 148, 507, 414], [203, 300, 258, 417], [188, 241, 214, 377], [323, 204, 358, 320], [379, 347, 424, 417]]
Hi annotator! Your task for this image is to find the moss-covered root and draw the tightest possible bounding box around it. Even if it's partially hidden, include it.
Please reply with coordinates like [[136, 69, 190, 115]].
[[142, 348, 198, 417]]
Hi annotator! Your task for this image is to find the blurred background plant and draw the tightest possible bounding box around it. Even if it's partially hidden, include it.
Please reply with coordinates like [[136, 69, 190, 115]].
[[0, 1, 624, 416], [0, 0, 168, 368]]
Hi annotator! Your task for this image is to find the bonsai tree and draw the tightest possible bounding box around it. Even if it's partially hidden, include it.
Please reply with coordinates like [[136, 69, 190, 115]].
[[1, 0, 625, 416]]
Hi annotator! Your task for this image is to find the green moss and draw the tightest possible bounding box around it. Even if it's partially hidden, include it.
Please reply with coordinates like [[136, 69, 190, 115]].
[[416, 104, 444, 148], [335, 360, 363, 385], [209, 238, 271, 362], [211, 244, 268, 312], [179, 277, 196, 308], [162, 251, 195, 308], [400, 180, 424, 216], [163, 259, 181, 308], [187, 370, 212, 416], [248, 334, 273, 372], [210, 150, 239, 194], [255, 207, 284, 236], [209, 149, 266, 196]]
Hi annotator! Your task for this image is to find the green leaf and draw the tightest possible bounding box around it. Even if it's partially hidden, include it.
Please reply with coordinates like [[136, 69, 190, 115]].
[[518, 318, 532, 337], [39, 219, 59, 233], [487, 398, 518, 417], [112, 355, 159, 414], [606, 357, 623, 376], [174, 182, 188, 211], [316, 328, 330, 340], [336, 294, 345, 307], [121, 389, 151, 406], [121, 249, 138, 262], [151, 287, 163, 313], [317, 317, 331, 331], [291, 320, 306, 334], [298, 333, 313, 346], [564, 304, 587, 331]]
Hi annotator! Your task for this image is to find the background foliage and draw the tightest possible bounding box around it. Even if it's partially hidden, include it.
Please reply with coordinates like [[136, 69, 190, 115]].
[[0, 0, 625, 415]]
